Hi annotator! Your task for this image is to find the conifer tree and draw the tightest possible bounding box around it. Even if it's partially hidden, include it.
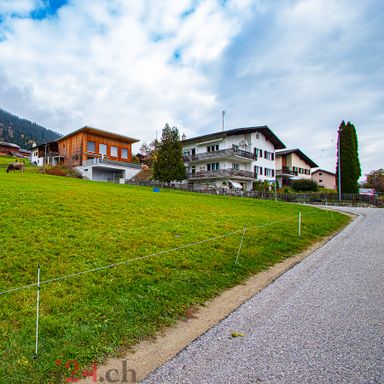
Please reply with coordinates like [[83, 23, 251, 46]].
[[153, 124, 186, 183], [336, 121, 361, 194]]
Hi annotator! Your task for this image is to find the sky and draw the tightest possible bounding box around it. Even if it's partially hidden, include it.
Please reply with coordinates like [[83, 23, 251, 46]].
[[0, 0, 383, 177]]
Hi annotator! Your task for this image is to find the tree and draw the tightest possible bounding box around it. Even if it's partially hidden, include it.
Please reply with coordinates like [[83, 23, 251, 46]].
[[139, 139, 159, 166], [153, 124, 186, 183], [364, 169, 384, 192], [336, 121, 361, 194]]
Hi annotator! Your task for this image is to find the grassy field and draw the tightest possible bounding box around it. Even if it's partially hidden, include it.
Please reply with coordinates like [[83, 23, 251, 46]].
[[0, 156, 350, 383]]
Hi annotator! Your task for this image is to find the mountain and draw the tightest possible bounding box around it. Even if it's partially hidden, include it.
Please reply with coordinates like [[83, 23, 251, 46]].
[[0, 108, 62, 148]]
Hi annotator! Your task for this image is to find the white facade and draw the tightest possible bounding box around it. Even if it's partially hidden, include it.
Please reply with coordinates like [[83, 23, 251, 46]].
[[76, 159, 141, 181], [30, 147, 41, 165], [182, 127, 285, 191]]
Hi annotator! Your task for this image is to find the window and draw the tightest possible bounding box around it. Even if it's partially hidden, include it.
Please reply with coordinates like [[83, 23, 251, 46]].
[[232, 163, 240, 170], [319, 179, 323, 183], [263, 150, 273, 160], [259, 149, 263, 157], [254, 148, 258, 159], [256, 133, 260, 139], [264, 168, 274, 177], [207, 163, 219, 171], [99, 144, 107, 155], [121, 148, 128, 159], [111, 146, 118, 157], [319, 172, 322, 176], [259, 166, 263, 175], [207, 145, 219, 152], [87, 141, 96, 152]]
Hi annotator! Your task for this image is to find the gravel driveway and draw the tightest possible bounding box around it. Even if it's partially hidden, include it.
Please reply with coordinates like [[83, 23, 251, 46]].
[[143, 207, 384, 384]]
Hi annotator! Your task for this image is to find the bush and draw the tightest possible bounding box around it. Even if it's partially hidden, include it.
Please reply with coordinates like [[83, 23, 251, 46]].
[[39, 165, 82, 178], [253, 180, 271, 192], [292, 179, 318, 192]]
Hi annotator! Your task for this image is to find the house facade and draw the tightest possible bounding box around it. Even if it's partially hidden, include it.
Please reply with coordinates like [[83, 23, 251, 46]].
[[181, 126, 285, 191], [56, 127, 140, 181], [30, 141, 60, 166], [311, 169, 336, 190], [275, 149, 318, 188], [0, 141, 30, 158], [29, 127, 140, 181]]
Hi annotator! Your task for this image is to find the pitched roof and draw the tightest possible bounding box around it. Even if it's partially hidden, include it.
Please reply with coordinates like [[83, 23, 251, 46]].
[[0, 141, 20, 149], [57, 126, 139, 144], [181, 126, 286, 149], [275, 148, 318, 168], [311, 168, 335, 176]]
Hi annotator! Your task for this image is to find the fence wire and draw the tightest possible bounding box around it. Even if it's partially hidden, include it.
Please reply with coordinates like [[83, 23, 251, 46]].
[[0, 210, 318, 297]]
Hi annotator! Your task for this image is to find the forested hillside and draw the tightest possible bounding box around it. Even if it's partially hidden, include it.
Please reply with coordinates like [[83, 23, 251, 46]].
[[0, 108, 61, 148]]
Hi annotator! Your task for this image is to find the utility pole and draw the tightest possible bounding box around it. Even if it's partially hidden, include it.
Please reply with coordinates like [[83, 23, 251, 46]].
[[338, 129, 342, 202]]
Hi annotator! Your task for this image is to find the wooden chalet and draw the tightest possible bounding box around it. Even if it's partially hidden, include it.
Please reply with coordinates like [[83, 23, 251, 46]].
[[54, 127, 140, 182], [57, 126, 139, 167]]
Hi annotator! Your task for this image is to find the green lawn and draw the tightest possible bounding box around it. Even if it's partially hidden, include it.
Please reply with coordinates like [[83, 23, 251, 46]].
[[0, 159, 350, 383]]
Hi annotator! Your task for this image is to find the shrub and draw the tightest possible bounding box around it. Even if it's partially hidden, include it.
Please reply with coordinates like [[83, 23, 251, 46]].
[[39, 165, 82, 178], [253, 180, 271, 192], [292, 179, 318, 192]]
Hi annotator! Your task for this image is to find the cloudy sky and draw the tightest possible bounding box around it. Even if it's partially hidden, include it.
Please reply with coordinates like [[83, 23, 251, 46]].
[[0, 0, 383, 176]]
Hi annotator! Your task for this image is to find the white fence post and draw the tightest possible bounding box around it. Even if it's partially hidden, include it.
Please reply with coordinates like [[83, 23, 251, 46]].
[[235, 227, 247, 264], [298, 211, 302, 238], [34, 264, 41, 358]]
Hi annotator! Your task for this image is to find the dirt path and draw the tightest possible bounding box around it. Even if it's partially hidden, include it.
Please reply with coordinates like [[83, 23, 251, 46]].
[[80, 214, 353, 383]]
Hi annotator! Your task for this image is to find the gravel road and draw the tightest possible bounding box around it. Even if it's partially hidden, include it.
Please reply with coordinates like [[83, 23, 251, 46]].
[[143, 207, 384, 384]]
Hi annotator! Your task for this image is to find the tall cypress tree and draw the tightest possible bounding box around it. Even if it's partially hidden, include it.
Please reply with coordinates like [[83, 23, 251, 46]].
[[349, 122, 361, 191], [153, 124, 186, 183], [336, 121, 361, 194]]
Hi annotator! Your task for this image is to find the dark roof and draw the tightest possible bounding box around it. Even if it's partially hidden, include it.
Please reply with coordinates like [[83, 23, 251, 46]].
[[275, 148, 318, 168], [311, 168, 335, 176], [0, 141, 20, 149], [57, 126, 139, 144], [181, 126, 286, 149], [19, 148, 31, 154]]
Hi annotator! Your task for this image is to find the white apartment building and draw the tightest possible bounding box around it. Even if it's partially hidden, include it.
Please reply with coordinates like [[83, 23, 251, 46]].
[[181, 126, 286, 191]]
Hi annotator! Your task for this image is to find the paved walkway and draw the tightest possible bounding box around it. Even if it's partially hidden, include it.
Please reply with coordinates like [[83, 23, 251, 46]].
[[143, 208, 384, 384]]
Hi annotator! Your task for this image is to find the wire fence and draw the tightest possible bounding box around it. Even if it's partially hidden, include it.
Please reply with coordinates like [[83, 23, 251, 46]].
[[0, 208, 323, 374], [122, 180, 384, 208]]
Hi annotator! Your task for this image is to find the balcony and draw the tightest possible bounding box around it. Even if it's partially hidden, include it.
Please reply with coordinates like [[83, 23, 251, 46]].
[[276, 166, 298, 177], [183, 148, 255, 163], [187, 169, 256, 180], [83, 158, 141, 168]]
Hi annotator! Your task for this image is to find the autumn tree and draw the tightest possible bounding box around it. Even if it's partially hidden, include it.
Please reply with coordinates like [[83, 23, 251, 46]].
[[139, 139, 159, 166], [364, 169, 384, 192]]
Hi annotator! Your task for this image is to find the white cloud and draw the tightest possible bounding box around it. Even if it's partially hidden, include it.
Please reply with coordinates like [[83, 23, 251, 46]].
[[0, 0, 255, 147], [0, 0, 382, 175]]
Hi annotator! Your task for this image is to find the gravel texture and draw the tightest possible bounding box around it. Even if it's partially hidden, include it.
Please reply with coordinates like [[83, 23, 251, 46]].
[[143, 207, 384, 384]]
